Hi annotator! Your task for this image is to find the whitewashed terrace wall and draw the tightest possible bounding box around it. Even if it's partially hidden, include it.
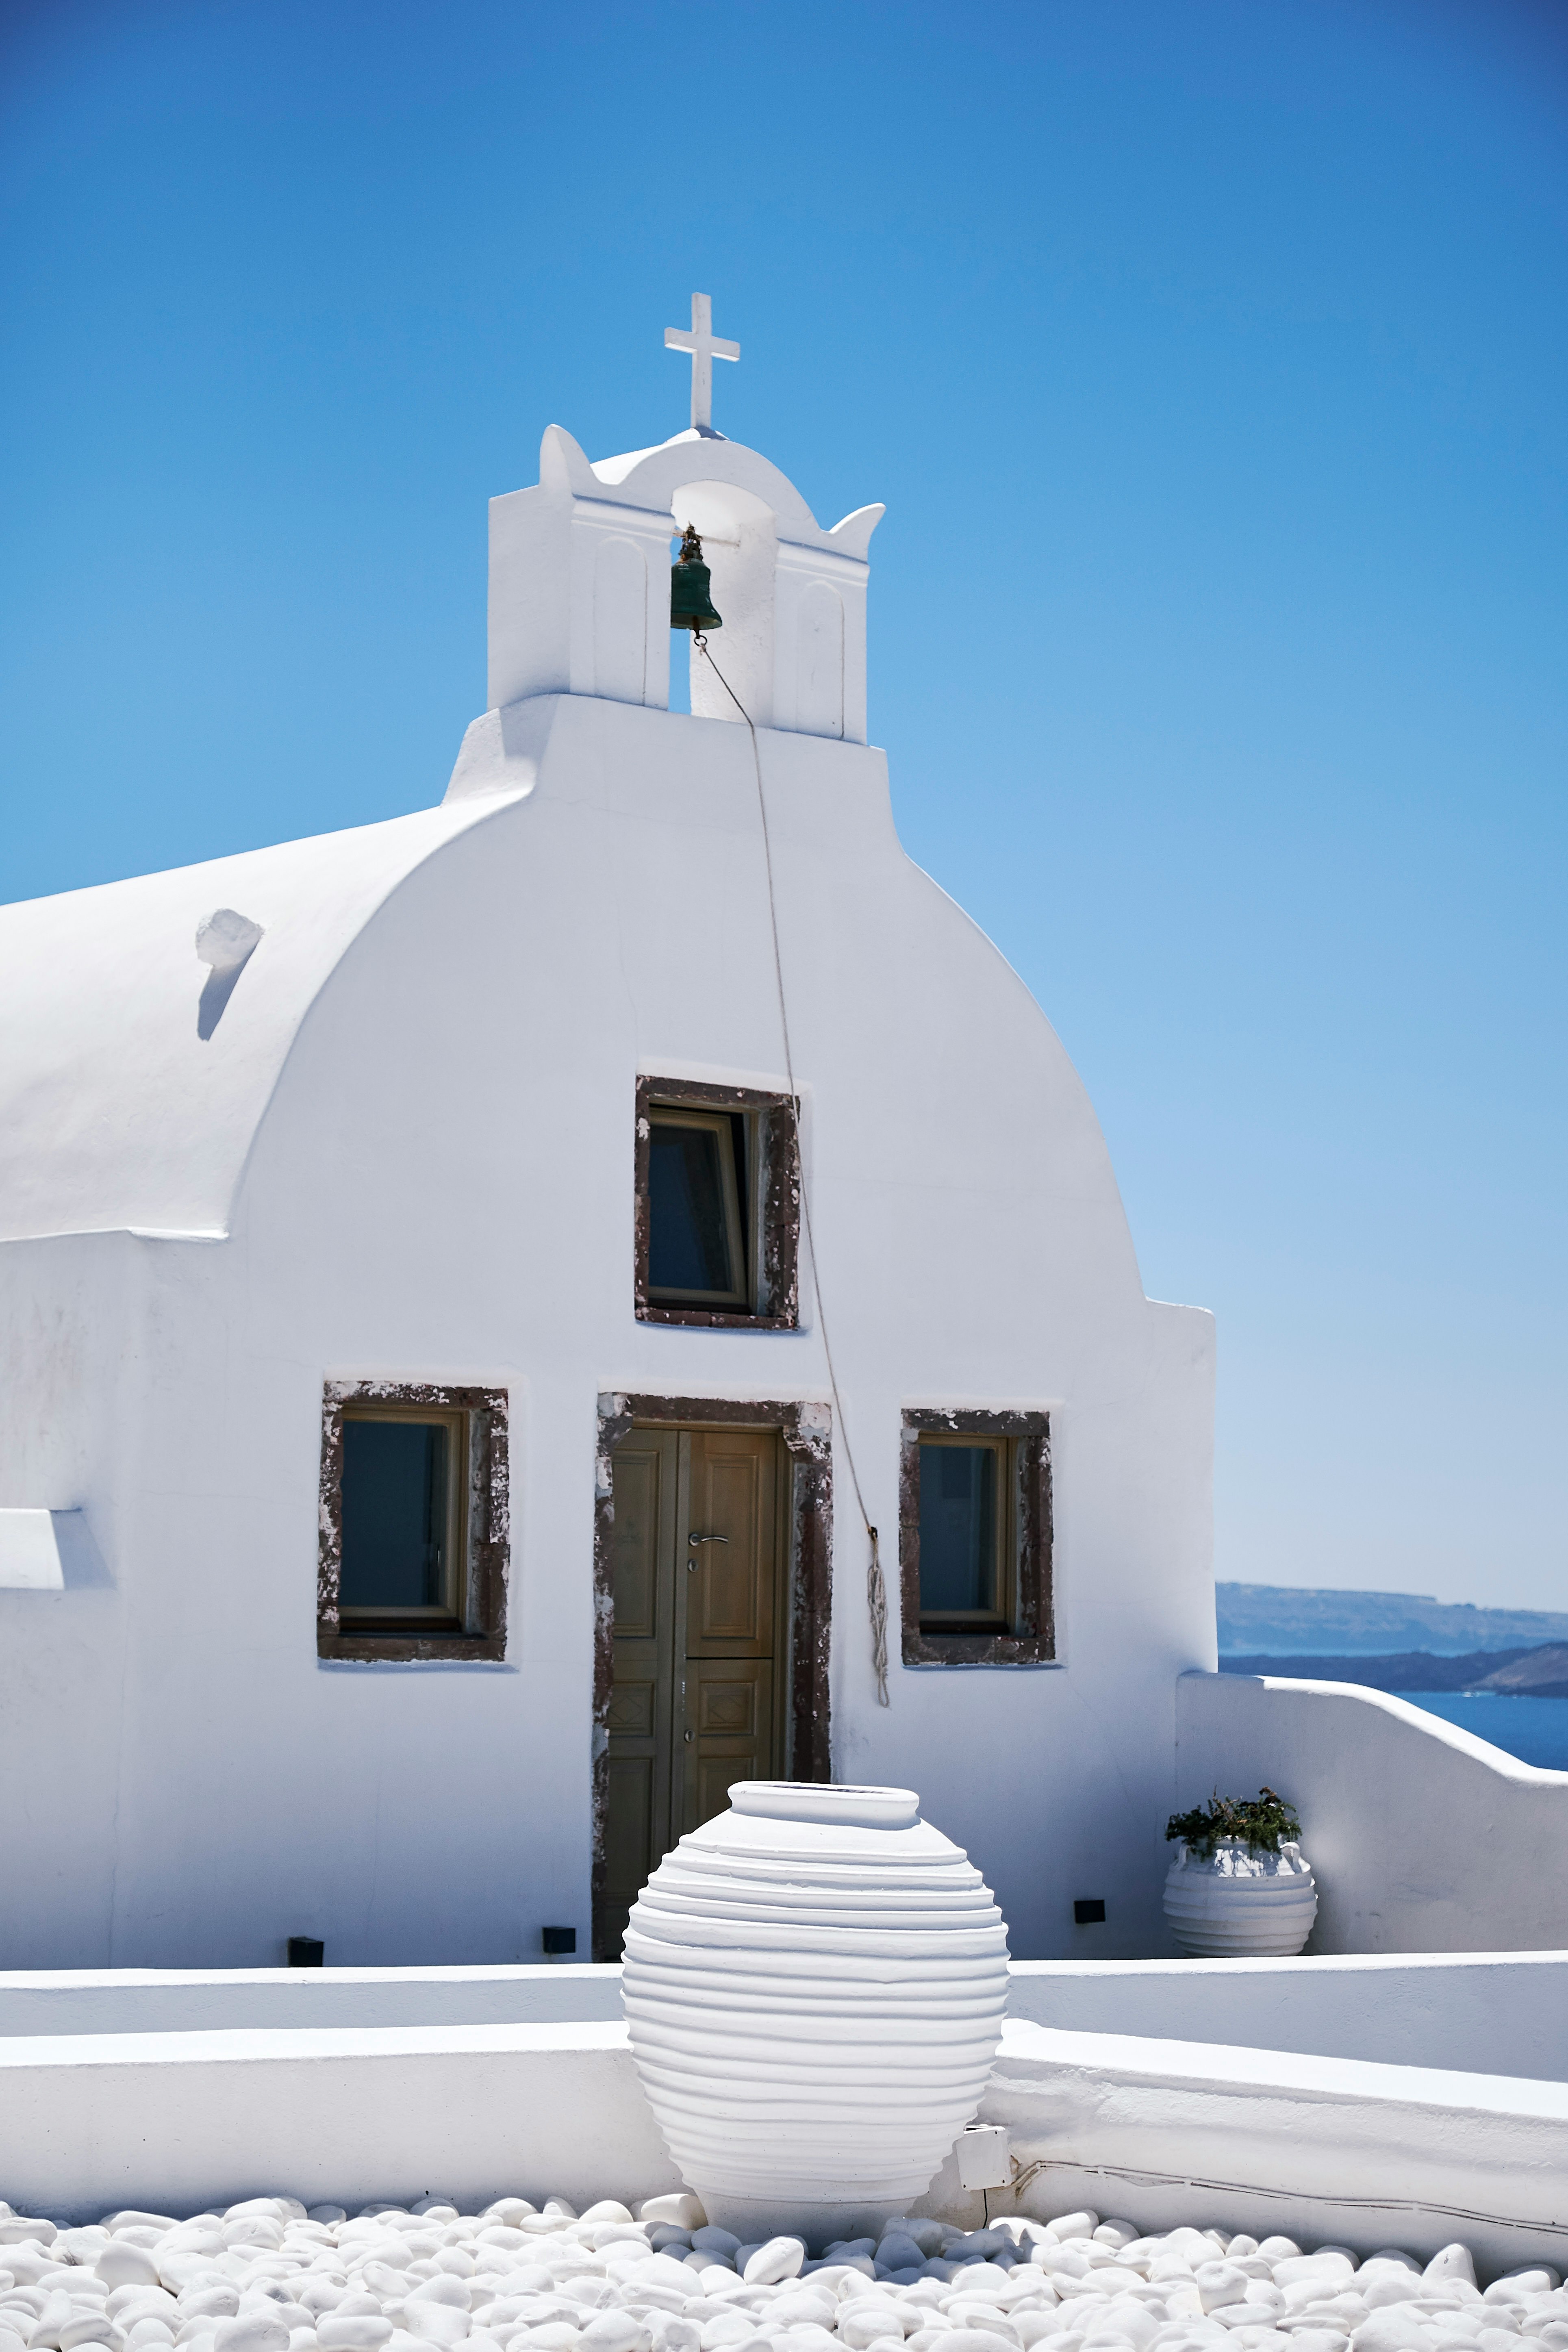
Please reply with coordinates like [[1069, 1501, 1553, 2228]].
[[1179, 1672, 1568, 1953], [1007, 1952, 1568, 2081], [8, 1957, 1568, 2083], [0, 2021, 680, 2227], [0, 1964, 624, 2036], [946, 2018, 1568, 2280], [3, 2007, 1567, 2280]]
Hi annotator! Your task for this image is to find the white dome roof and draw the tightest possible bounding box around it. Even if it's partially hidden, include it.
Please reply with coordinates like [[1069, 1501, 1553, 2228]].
[[0, 789, 523, 1244]]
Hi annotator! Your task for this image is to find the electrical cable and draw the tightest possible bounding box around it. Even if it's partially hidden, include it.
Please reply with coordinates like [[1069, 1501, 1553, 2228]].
[[998, 2152, 1566, 2237], [694, 631, 890, 1706]]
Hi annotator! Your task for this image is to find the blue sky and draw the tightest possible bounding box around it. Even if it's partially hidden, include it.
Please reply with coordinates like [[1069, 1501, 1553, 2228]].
[[2, 1, 1564, 1607]]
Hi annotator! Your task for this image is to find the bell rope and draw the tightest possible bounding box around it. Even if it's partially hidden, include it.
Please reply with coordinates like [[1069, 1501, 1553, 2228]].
[[693, 632, 890, 1709]]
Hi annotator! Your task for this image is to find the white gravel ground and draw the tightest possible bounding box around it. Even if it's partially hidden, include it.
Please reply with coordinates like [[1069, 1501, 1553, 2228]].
[[0, 2194, 1561, 2352]]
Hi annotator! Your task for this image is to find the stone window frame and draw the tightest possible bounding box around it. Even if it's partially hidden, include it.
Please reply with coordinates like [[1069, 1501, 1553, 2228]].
[[591, 1391, 833, 1959], [899, 1407, 1054, 1667], [634, 1076, 800, 1329], [317, 1379, 510, 1663]]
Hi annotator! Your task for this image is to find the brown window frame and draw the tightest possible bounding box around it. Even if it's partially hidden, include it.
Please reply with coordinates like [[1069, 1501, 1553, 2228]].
[[634, 1076, 800, 1330], [318, 1381, 510, 1662], [899, 1408, 1054, 1667]]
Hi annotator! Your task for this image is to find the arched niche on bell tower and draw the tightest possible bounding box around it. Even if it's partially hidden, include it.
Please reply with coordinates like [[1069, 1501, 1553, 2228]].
[[673, 481, 779, 728]]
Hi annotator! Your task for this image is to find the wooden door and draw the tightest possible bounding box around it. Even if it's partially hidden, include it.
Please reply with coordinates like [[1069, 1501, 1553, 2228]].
[[603, 1425, 784, 1956]]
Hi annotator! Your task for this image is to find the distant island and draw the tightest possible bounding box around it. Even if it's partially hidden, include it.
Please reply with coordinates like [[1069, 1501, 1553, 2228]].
[[1221, 1643, 1568, 1698], [1217, 1581, 1568, 1657]]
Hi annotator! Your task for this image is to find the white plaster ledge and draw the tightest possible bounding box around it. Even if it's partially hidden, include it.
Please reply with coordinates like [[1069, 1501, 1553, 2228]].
[[0, 1509, 111, 1590], [0, 1508, 67, 1588]]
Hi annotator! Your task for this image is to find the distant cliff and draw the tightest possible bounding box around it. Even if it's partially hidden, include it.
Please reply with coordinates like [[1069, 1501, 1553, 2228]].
[[1217, 1581, 1568, 1657], [1474, 1644, 1568, 1698], [1220, 1642, 1568, 1698]]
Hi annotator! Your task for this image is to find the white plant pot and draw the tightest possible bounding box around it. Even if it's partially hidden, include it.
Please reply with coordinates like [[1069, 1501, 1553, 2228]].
[[1164, 1837, 1318, 1957], [621, 1780, 1010, 2243]]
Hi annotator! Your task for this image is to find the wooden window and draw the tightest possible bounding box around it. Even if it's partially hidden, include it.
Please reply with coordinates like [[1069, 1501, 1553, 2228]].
[[646, 1108, 748, 1309], [915, 1434, 1013, 1633], [899, 1409, 1054, 1667], [634, 1078, 799, 1329], [317, 1383, 509, 1661], [340, 1406, 467, 1625]]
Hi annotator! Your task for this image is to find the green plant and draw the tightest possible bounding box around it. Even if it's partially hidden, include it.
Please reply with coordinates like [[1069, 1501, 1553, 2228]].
[[1165, 1786, 1302, 1859]]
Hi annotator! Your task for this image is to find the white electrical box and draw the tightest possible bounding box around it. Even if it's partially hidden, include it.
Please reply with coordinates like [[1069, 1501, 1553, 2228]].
[[955, 2122, 1011, 2190]]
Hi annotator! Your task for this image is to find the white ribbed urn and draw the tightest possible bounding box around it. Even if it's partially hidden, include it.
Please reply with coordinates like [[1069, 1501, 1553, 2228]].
[[621, 1781, 1009, 2242], [1164, 1837, 1318, 1956]]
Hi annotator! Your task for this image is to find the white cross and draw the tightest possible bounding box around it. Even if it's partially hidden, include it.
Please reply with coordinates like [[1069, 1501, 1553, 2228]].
[[664, 292, 740, 434]]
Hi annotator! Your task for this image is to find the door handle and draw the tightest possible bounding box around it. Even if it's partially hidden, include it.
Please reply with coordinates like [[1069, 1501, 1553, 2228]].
[[684, 1729, 694, 1744], [688, 1533, 730, 1546]]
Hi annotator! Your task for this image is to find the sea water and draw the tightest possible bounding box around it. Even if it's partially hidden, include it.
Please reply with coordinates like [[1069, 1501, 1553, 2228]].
[[1394, 1690, 1568, 1771]]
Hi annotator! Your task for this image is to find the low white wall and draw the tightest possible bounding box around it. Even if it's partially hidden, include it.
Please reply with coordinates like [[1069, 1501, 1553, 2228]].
[[11, 1955, 1568, 2087], [934, 2018, 1568, 2279], [0, 1962, 623, 2035], [1179, 1670, 1568, 1952], [1008, 1952, 1568, 2081], [0, 2020, 679, 2224], [6, 2007, 1568, 2275]]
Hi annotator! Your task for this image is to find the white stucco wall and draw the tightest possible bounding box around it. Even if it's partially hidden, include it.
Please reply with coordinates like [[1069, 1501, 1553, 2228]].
[[1178, 1672, 1568, 1952], [0, 671, 1215, 1967], [0, 2020, 680, 2226], [7, 1955, 1566, 2085], [0, 1965, 625, 2036], [956, 2017, 1568, 2277], [1008, 1952, 1568, 2080], [3, 2009, 1566, 2276]]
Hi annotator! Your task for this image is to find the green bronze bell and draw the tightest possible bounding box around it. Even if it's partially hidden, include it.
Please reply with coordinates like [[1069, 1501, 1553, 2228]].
[[670, 522, 722, 633]]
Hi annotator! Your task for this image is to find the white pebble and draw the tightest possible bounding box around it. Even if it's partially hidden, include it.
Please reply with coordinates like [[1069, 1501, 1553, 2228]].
[[638, 2200, 707, 2233], [215, 2322, 292, 2352], [402, 2312, 469, 2347], [745, 2241, 808, 2288], [579, 2320, 652, 2352], [1, 2185, 1549, 2352]]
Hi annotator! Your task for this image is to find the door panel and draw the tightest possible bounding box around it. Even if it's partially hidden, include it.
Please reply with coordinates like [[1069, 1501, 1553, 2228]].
[[610, 1445, 662, 1639], [688, 1431, 777, 1653], [690, 1655, 775, 1831], [603, 1432, 679, 1956], [604, 1753, 657, 1924], [605, 1424, 785, 1955]]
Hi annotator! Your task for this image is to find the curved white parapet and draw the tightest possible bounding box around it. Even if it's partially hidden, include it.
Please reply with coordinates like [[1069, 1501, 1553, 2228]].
[[1177, 1670, 1568, 1954], [1164, 1838, 1318, 1957], [621, 1780, 1010, 2241]]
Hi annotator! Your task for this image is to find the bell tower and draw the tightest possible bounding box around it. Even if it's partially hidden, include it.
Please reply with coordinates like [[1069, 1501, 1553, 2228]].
[[484, 299, 883, 743]]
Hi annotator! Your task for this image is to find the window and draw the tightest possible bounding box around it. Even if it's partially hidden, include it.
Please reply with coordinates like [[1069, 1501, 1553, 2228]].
[[917, 1436, 1010, 1631], [340, 1408, 465, 1623], [899, 1409, 1053, 1666], [318, 1383, 509, 1661], [646, 1109, 748, 1308], [634, 1078, 799, 1329]]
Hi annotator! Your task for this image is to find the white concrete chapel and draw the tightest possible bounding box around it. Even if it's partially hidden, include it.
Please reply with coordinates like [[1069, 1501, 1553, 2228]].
[[0, 300, 1216, 1968]]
